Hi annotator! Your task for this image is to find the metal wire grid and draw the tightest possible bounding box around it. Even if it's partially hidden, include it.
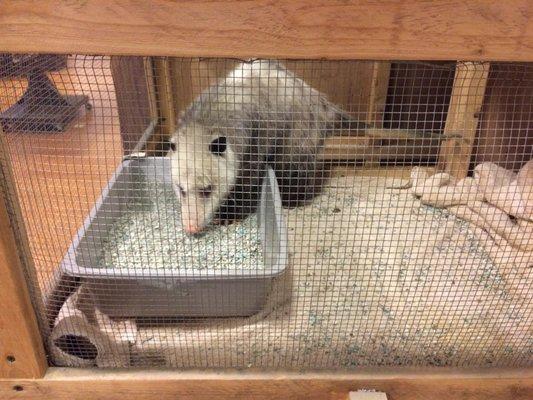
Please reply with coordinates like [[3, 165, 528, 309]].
[[0, 55, 531, 369]]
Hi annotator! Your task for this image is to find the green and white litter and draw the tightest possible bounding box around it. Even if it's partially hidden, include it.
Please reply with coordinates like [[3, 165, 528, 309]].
[[98, 182, 263, 270]]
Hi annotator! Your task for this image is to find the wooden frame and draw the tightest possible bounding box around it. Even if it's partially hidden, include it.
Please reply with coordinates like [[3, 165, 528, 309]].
[[0, 1, 532, 399], [0, 127, 47, 379], [0, 367, 532, 400]]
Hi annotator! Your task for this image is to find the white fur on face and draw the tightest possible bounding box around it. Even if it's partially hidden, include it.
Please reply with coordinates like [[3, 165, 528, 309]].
[[170, 126, 238, 232]]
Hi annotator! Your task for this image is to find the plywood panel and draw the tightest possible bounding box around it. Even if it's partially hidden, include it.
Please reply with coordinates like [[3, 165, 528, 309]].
[[384, 62, 455, 133], [473, 63, 533, 171]]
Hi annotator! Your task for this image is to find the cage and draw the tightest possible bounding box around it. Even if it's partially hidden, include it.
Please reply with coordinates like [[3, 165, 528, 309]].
[[0, 54, 531, 375]]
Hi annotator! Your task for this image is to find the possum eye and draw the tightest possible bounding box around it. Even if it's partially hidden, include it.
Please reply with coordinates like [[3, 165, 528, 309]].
[[198, 185, 213, 199], [209, 136, 227, 156], [169, 141, 176, 152], [177, 184, 186, 197]]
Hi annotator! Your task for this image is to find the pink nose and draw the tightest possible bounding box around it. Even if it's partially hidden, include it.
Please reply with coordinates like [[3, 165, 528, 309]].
[[184, 224, 201, 234]]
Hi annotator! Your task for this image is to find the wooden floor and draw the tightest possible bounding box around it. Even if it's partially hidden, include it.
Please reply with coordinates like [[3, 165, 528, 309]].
[[0, 57, 123, 290]]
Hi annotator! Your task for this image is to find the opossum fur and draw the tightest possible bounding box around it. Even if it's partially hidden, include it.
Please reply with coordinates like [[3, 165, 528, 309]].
[[169, 60, 363, 233]]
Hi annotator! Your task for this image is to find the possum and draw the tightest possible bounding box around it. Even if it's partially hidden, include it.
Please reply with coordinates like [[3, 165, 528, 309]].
[[169, 60, 366, 234]]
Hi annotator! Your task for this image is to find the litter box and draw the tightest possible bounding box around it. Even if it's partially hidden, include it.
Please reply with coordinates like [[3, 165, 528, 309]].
[[59, 157, 288, 317]]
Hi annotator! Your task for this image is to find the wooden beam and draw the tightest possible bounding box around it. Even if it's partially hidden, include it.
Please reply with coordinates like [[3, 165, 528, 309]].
[[321, 129, 442, 161], [0, 367, 531, 400], [0, 1, 532, 61], [0, 127, 47, 379], [438, 62, 490, 178]]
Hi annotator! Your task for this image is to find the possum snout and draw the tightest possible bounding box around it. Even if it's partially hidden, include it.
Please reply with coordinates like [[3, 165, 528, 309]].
[[180, 198, 207, 234], [177, 188, 216, 235], [172, 183, 207, 234], [184, 224, 202, 234], [181, 211, 205, 234]]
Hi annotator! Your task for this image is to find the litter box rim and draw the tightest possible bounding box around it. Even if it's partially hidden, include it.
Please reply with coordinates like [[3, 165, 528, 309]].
[[59, 158, 288, 280]]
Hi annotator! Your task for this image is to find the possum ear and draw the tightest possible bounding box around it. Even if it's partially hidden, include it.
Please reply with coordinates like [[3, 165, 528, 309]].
[[169, 137, 177, 152], [209, 136, 227, 156]]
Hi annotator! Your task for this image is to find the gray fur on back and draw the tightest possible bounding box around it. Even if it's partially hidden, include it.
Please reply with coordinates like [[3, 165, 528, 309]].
[[175, 60, 355, 223]]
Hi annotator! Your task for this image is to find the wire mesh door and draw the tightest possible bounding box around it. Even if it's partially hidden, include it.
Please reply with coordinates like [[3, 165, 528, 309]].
[[0, 55, 531, 369]]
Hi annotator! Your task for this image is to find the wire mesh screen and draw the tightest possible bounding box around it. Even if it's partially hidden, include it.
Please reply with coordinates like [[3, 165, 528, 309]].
[[0, 55, 531, 369]]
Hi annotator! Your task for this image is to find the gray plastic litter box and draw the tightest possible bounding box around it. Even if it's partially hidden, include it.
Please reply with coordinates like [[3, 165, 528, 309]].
[[59, 157, 288, 317]]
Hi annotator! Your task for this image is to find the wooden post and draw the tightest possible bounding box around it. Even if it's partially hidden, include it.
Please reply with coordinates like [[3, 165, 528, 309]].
[[365, 62, 391, 127], [438, 62, 490, 178], [110, 57, 156, 154], [149, 57, 176, 153], [169, 58, 195, 117], [0, 126, 47, 379], [363, 61, 391, 167]]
